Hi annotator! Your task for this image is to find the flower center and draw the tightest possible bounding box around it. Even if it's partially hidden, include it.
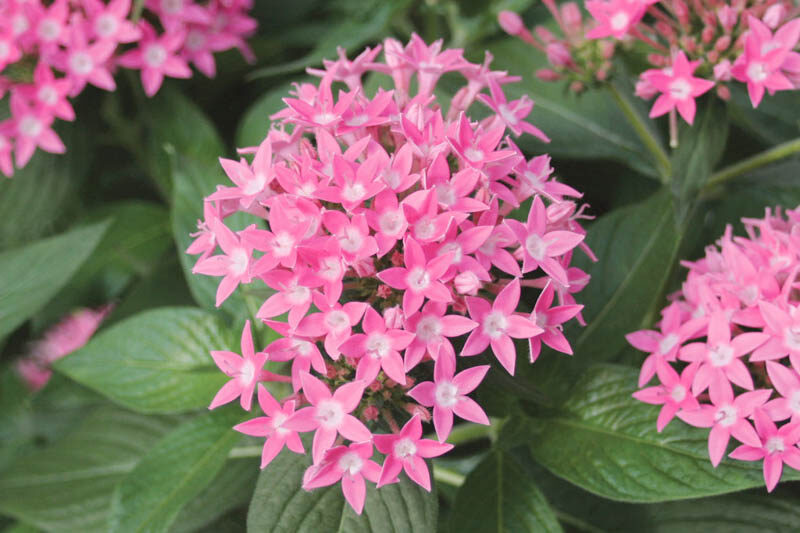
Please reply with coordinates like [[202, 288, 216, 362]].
[[416, 316, 442, 342], [532, 311, 548, 329], [439, 241, 463, 264], [343, 182, 366, 203], [161, 0, 183, 14], [69, 52, 94, 76], [243, 172, 267, 195], [383, 169, 401, 189], [435, 184, 457, 206], [610, 11, 629, 31], [286, 283, 310, 305], [338, 451, 364, 475], [272, 412, 288, 435], [319, 257, 343, 281], [766, 436, 785, 455], [229, 248, 249, 276], [95, 14, 118, 38], [670, 384, 686, 402], [394, 438, 417, 459], [316, 400, 344, 428], [239, 360, 256, 384], [271, 231, 295, 258], [435, 381, 459, 407], [366, 333, 391, 359], [0, 42, 8, 59], [790, 390, 800, 413], [658, 333, 680, 355], [525, 233, 547, 261], [668, 78, 691, 101], [339, 227, 363, 253], [325, 310, 350, 333], [738, 284, 759, 306], [464, 147, 484, 163], [497, 103, 518, 126], [292, 339, 312, 356], [313, 112, 337, 126], [18, 115, 42, 137], [407, 268, 431, 292], [37, 19, 60, 41], [186, 30, 205, 50], [346, 114, 369, 127], [747, 62, 768, 83], [785, 326, 800, 351], [37, 85, 58, 106], [714, 405, 737, 427], [379, 210, 404, 236], [709, 344, 734, 367], [483, 311, 508, 339], [144, 44, 168, 68], [414, 217, 436, 241]]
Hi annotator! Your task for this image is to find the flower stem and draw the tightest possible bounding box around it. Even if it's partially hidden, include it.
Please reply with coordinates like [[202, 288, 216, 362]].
[[607, 83, 671, 183], [705, 137, 800, 190], [228, 446, 262, 459], [433, 465, 466, 487]]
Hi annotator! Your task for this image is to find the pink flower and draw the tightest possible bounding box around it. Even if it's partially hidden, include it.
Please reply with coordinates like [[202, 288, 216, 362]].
[[338, 306, 415, 385], [462, 278, 543, 375], [645, 51, 715, 125], [374, 415, 453, 491], [729, 409, 800, 492], [53, 22, 116, 96], [256, 267, 322, 328], [477, 78, 549, 141], [404, 301, 478, 371], [752, 301, 800, 370], [408, 354, 490, 442], [764, 362, 800, 422], [585, 0, 649, 40], [529, 281, 583, 363], [17, 62, 75, 122], [117, 22, 191, 97], [192, 218, 254, 306], [303, 442, 381, 514], [9, 93, 65, 167], [295, 296, 367, 360], [284, 372, 371, 463], [633, 361, 700, 432], [233, 385, 304, 468], [678, 381, 770, 466], [83, 0, 142, 43], [377, 237, 453, 316], [210, 137, 276, 211]]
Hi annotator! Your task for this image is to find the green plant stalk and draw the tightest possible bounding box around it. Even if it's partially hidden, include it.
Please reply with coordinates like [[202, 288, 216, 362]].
[[433, 465, 466, 487], [705, 137, 800, 190], [607, 84, 672, 183]]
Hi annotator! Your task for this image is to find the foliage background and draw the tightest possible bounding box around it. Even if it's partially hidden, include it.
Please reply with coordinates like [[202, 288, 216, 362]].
[[1, 0, 800, 531]]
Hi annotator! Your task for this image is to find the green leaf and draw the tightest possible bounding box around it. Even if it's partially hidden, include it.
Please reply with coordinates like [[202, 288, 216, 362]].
[[0, 221, 108, 339], [0, 407, 175, 532], [109, 409, 242, 533], [728, 85, 800, 146], [54, 307, 234, 414], [520, 364, 799, 502], [450, 449, 562, 533], [247, 441, 438, 532], [236, 80, 302, 148], [486, 38, 660, 178]]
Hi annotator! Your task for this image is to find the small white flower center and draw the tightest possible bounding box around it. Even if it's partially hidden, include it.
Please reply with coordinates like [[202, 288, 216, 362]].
[[747, 62, 769, 83], [37, 19, 60, 41], [12, 15, 29, 36], [394, 438, 417, 458], [464, 147, 484, 162], [714, 405, 737, 427], [439, 242, 463, 264], [366, 333, 391, 359], [766, 436, 785, 455], [483, 311, 508, 339], [144, 44, 168, 68], [525, 233, 547, 261], [37, 85, 58, 106], [292, 339, 312, 356], [313, 112, 337, 126], [271, 231, 294, 258], [69, 52, 94, 76], [229, 248, 248, 276], [670, 384, 686, 402], [316, 400, 344, 428], [383, 169, 401, 189], [239, 360, 256, 384], [338, 227, 364, 253], [325, 310, 350, 333], [738, 284, 759, 306], [243, 172, 267, 195], [790, 390, 800, 413], [479, 234, 499, 256], [532, 311, 548, 329], [319, 257, 343, 281], [658, 333, 680, 355], [497, 103, 518, 126], [342, 182, 366, 203], [186, 30, 205, 50], [416, 316, 442, 342], [709, 344, 734, 367], [161, 0, 183, 14], [95, 14, 118, 38], [414, 217, 436, 241], [0, 42, 9, 59], [18, 115, 42, 137], [785, 326, 800, 351], [435, 381, 459, 408], [286, 284, 310, 305], [338, 452, 364, 475], [436, 184, 457, 206], [610, 12, 629, 31], [346, 114, 369, 127], [523, 170, 545, 190], [668, 78, 692, 101], [407, 268, 431, 292], [379, 210, 404, 236], [272, 412, 288, 435]]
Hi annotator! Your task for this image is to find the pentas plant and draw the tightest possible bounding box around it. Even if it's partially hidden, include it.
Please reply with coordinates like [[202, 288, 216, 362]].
[[189, 34, 595, 514], [628, 207, 800, 492], [0, 0, 256, 177], [500, 1, 800, 139], [15, 305, 111, 391]]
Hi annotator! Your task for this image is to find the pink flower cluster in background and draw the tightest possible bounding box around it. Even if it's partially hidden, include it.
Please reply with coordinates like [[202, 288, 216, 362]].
[[0, 0, 257, 177], [189, 35, 594, 513], [500, 1, 800, 124], [629, 207, 800, 492], [16, 305, 111, 391]]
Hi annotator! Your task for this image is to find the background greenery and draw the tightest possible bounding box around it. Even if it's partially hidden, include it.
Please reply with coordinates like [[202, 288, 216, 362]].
[[1, 0, 799, 531]]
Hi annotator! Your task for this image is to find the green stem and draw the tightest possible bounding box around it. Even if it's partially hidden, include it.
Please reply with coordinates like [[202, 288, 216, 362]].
[[607, 84, 672, 183], [228, 445, 261, 459], [424, 419, 499, 445], [131, 0, 145, 22], [705, 137, 800, 190], [433, 465, 466, 487]]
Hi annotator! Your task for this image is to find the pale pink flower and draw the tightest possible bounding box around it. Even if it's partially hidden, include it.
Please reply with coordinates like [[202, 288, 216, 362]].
[[192, 218, 254, 306], [729, 409, 800, 492], [302, 442, 381, 514], [403, 301, 478, 371], [117, 22, 191, 97], [529, 282, 584, 363], [646, 51, 715, 125], [633, 361, 700, 432], [234, 385, 304, 468], [764, 362, 800, 422]]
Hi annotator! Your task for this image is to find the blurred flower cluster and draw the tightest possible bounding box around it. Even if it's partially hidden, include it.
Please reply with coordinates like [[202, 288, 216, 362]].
[[500, 1, 800, 125], [629, 207, 800, 491], [189, 34, 595, 513], [0, 0, 257, 176]]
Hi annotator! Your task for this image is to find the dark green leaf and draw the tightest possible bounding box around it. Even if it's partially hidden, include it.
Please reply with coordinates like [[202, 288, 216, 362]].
[[520, 364, 798, 502], [0, 222, 108, 339], [247, 441, 438, 532], [450, 449, 562, 533], [728, 85, 800, 146], [0, 407, 175, 532], [109, 409, 242, 533], [54, 307, 234, 414]]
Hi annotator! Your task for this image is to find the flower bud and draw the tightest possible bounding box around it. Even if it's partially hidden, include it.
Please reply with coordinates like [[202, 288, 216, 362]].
[[454, 271, 482, 295], [406, 403, 431, 422], [546, 42, 572, 68], [536, 68, 562, 81], [635, 76, 659, 99], [763, 4, 786, 29], [716, 84, 731, 101], [717, 6, 737, 32], [561, 3, 582, 33], [498, 11, 525, 36], [353, 258, 376, 277], [713, 59, 732, 81], [362, 405, 380, 421], [383, 305, 404, 328]]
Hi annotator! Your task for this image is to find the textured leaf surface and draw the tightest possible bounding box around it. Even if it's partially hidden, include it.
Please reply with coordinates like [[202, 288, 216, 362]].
[[450, 449, 562, 533], [110, 409, 242, 533], [0, 222, 108, 339], [0, 408, 174, 532], [247, 442, 438, 532], [55, 307, 233, 413], [521, 364, 800, 502]]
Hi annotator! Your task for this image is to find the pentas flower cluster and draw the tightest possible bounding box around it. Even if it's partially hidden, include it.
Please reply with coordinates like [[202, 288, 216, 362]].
[[628, 207, 800, 492], [0, 0, 256, 177], [500, 1, 800, 125], [190, 35, 594, 513], [16, 305, 111, 391]]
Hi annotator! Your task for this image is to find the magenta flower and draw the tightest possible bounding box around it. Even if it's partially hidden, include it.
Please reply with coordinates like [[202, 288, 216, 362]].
[[505, 196, 584, 284], [295, 296, 367, 360], [752, 301, 800, 370], [8, 93, 65, 167], [256, 267, 322, 328], [303, 442, 381, 514], [338, 306, 415, 385], [264, 323, 326, 393], [192, 219, 254, 306], [477, 77, 549, 141], [53, 23, 117, 96], [632, 361, 700, 432], [764, 362, 800, 422], [529, 282, 584, 363], [374, 415, 453, 491], [462, 278, 543, 375], [404, 301, 478, 371], [117, 22, 192, 97], [585, 0, 649, 39], [234, 385, 304, 468], [17, 62, 75, 122], [84, 0, 142, 43], [729, 409, 800, 492], [678, 381, 771, 467], [645, 51, 715, 125], [209, 321, 270, 411], [377, 237, 453, 316], [408, 354, 490, 442], [284, 372, 371, 463]]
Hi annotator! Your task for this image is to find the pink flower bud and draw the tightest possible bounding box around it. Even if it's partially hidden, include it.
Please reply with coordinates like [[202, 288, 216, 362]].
[[325, 363, 338, 379], [390, 250, 403, 266], [569, 80, 584, 93], [714, 35, 731, 52], [716, 84, 731, 100], [451, 295, 468, 314], [546, 42, 573, 68], [713, 59, 732, 81], [701, 26, 714, 44], [498, 11, 525, 36], [369, 381, 382, 392], [535, 25, 556, 43], [377, 284, 393, 298], [717, 6, 737, 32], [561, 2, 582, 33], [383, 305, 404, 328], [536, 68, 562, 81], [406, 403, 431, 422], [362, 405, 380, 421], [763, 4, 786, 29], [454, 271, 482, 295], [600, 41, 615, 60], [353, 258, 376, 277]]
